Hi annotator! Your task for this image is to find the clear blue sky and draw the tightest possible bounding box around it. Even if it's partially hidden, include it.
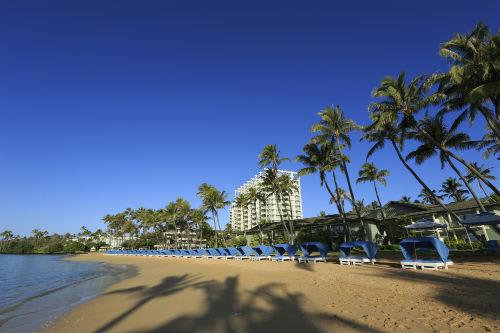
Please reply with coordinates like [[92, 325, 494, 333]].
[[1, 1, 499, 236]]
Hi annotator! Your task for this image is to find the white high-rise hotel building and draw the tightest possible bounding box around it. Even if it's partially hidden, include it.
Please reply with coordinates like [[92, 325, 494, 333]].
[[230, 170, 303, 231]]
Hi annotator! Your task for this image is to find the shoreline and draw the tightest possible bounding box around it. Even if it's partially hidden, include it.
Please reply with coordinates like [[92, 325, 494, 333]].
[[41, 253, 500, 333], [0, 255, 136, 333]]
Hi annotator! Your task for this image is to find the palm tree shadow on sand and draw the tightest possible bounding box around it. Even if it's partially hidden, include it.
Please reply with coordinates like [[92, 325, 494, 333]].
[[93, 273, 207, 333], [121, 275, 383, 333]]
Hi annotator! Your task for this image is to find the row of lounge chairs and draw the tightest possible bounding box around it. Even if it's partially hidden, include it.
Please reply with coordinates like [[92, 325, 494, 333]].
[[104, 237, 457, 271], [105, 242, 331, 263]]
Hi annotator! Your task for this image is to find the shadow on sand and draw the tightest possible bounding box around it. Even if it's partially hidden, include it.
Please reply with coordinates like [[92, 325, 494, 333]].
[[95, 273, 383, 333], [365, 267, 500, 320]]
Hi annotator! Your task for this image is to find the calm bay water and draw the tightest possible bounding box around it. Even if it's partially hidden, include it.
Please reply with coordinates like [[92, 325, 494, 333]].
[[0, 254, 134, 333]]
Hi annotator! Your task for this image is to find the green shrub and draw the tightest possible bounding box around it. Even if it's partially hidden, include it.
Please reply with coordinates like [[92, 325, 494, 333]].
[[63, 241, 87, 253]]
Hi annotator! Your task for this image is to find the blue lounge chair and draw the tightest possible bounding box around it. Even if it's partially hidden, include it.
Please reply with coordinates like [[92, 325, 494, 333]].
[[251, 245, 274, 261], [399, 237, 454, 270], [197, 249, 209, 257], [227, 247, 244, 258], [236, 246, 256, 260], [272, 244, 297, 261], [215, 247, 232, 259], [339, 241, 378, 266], [206, 248, 220, 258], [298, 242, 329, 263]]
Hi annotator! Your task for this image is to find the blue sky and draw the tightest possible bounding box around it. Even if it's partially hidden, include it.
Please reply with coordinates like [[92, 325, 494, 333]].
[[1, 1, 499, 236]]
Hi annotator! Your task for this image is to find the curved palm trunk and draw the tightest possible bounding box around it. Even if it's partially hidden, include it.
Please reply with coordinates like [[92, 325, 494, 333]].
[[480, 105, 500, 140], [331, 171, 351, 241], [416, 125, 500, 196], [444, 155, 486, 212], [215, 212, 226, 247], [341, 159, 366, 239], [390, 140, 463, 222], [276, 194, 290, 242], [477, 180, 489, 199], [373, 182, 393, 243]]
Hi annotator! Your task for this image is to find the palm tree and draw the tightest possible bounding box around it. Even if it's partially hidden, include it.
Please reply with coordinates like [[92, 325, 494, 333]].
[[163, 201, 179, 247], [370, 71, 499, 196], [174, 197, 191, 248], [356, 162, 392, 241], [466, 162, 497, 199], [311, 105, 365, 238], [295, 142, 348, 228], [362, 114, 463, 221], [233, 193, 249, 233], [1, 230, 13, 241], [191, 208, 208, 247], [477, 127, 500, 159], [441, 177, 469, 202], [405, 114, 486, 211], [400, 196, 412, 204], [260, 168, 290, 242], [418, 188, 443, 205], [277, 172, 300, 244], [258, 144, 289, 170], [197, 184, 230, 247], [438, 22, 500, 140]]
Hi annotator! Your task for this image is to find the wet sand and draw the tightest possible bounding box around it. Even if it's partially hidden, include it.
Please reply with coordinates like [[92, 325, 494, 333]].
[[43, 253, 500, 333]]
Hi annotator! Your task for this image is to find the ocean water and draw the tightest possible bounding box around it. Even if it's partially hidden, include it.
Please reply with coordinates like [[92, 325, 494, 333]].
[[0, 254, 134, 333]]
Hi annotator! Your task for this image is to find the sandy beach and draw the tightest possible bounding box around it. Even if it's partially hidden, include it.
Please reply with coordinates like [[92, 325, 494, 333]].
[[43, 254, 500, 333]]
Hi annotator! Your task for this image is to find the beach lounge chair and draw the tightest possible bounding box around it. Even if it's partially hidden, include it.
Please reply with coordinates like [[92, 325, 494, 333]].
[[272, 244, 297, 261], [206, 248, 219, 258], [216, 248, 234, 259], [399, 237, 454, 270], [236, 246, 256, 260], [298, 242, 329, 263], [251, 245, 274, 261], [339, 241, 378, 266], [227, 247, 244, 258]]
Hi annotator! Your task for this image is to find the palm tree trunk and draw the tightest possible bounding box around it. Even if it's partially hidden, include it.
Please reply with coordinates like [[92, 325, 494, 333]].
[[416, 124, 500, 196], [480, 105, 500, 140], [255, 201, 263, 243], [287, 193, 295, 245], [390, 140, 463, 222], [373, 182, 393, 243], [211, 210, 218, 247], [478, 180, 489, 199], [341, 159, 366, 238], [215, 212, 226, 247], [331, 171, 351, 241], [276, 195, 290, 242], [444, 155, 487, 212]]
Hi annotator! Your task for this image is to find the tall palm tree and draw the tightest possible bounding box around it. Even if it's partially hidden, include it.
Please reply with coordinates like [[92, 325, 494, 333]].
[[295, 142, 348, 227], [362, 114, 463, 221], [260, 168, 290, 242], [356, 162, 392, 241], [197, 184, 230, 247], [175, 197, 191, 248], [441, 177, 469, 202], [277, 172, 300, 244], [405, 114, 486, 211], [466, 162, 497, 199], [163, 201, 178, 247], [311, 105, 366, 238], [418, 188, 443, 205], [233, 193, 249, 232], [370, 71, 499, 196], [258, 144, 289, 170], [438, 22, 500, 140], [191, 208, 208, 247]]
